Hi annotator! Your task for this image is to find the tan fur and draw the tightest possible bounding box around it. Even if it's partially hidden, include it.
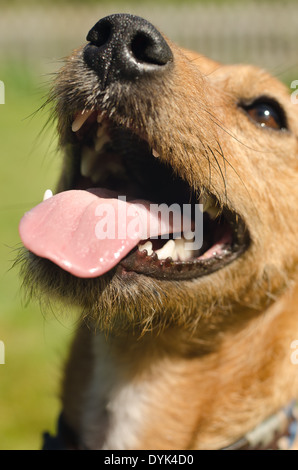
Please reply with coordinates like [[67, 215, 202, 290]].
[[21, 20, 298, 449], [61, 289, 298, 449]]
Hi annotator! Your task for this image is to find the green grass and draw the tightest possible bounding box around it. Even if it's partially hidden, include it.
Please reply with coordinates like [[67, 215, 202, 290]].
[[0, 62, 75, 450]]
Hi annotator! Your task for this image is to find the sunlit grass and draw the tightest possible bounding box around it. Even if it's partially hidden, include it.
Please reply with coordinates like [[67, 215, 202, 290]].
[[0, 62, 76, 450]]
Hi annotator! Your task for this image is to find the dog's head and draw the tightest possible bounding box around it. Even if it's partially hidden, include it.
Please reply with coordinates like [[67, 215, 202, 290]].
[[19, 14, 298, 338]]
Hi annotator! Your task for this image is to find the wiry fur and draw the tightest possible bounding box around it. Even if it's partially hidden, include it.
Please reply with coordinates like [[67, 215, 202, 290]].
[[18, 21, 298, 449]]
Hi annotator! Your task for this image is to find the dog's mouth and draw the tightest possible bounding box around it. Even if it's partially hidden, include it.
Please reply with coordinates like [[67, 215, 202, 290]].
[[19, 109, 250, 281]]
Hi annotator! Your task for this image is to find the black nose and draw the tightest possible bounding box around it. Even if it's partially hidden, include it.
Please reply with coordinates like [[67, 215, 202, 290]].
[[83, 14, 173, 86]]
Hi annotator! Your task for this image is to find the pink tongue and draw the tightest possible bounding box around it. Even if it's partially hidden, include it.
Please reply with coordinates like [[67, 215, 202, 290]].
[[19, 189, 183, 278]]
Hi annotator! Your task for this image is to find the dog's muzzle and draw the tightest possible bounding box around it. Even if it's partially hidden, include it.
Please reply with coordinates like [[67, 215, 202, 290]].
[[83, 14, 173, 87]]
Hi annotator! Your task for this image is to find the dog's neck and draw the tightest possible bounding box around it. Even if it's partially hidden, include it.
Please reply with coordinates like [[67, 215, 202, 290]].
[[61, 289, 298, 450]]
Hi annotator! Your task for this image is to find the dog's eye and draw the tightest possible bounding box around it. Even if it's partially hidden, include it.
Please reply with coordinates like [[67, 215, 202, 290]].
[[242, 98, 287, 131]]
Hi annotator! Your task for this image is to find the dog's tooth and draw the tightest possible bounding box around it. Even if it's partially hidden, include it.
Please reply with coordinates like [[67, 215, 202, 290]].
[[206, 205, 221, 219], [156, 239, 175, 260], [199, 193, 219, 217], [152, 149, 160, 158], [43, 189, 53, 201], [182, 231, 195, 242], [97, 125, 105, 137], [95, 128, 111, 152], [171, 244, 179, 261], [199, 194, 212, 213], [138, 241, 153, 256], [80, 147, 98, 177], [71, 110, 93, 132], [174, 237, 193, 261], [97, 112, 104, 123]]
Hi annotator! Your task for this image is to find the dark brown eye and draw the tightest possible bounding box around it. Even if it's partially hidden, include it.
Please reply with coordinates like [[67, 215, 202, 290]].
[[242, 98, 287, 131]]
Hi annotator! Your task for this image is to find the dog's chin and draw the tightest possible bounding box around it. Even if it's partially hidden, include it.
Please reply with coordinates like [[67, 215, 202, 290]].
[[19, 248, 198, 333], [18, 242, 265, 340]]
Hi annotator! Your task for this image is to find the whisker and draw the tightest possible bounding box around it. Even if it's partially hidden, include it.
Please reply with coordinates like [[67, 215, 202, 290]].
[[212, 141, 260, 220], [215, 141, 227, 205], [207, 144, 228, 205]]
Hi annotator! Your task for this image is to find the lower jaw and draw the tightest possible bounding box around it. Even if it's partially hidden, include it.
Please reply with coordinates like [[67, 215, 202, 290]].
[[117, 219, 249, 280], [118, 243, 246, 281]]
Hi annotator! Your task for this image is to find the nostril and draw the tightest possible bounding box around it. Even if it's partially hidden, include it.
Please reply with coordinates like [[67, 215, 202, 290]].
[[131, 33, 159, 65], [131, 32, 172, 66], [86, 19, 112, 47]]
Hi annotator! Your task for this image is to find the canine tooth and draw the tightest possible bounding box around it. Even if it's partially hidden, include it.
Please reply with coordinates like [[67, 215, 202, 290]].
[[174, 237, 193, 261], [43, 189, 53, 201], [80, 147, 98, 177], [95, 128, 111, 152], [97, 126, 103, 138], [206, 205, 220, 219], [152, 149, 160, 158], [199, 194, 212, 213], [138, 241, 153, 256], [183, 231, 195, 242], [199, 193, 219, 216], [97, 113, 104, 123], [155, 239, 176, 260], [171, 246, 179, 261], [71, 110, 93, 132]]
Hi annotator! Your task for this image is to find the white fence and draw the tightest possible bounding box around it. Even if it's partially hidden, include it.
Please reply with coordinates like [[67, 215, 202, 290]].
[[0, 1, 297, 77]]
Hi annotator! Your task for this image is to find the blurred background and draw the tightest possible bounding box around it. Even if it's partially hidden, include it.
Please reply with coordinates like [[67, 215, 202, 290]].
[[1, 0, 297, 450]]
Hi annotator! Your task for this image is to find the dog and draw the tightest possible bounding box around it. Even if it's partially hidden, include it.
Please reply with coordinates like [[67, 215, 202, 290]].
[[18, 13, 298, 450]]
